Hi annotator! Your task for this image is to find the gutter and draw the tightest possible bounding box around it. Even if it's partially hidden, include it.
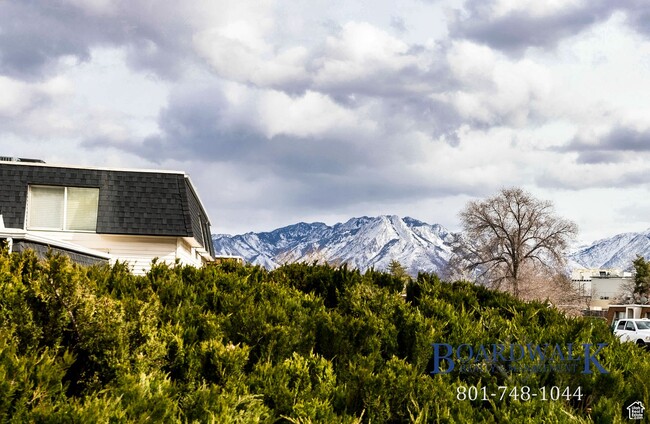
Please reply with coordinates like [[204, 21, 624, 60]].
[[0, 228, 111, 260]]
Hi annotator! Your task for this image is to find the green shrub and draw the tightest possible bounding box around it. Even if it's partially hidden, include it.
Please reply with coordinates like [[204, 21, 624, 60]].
[[0, 249, 647, 422]]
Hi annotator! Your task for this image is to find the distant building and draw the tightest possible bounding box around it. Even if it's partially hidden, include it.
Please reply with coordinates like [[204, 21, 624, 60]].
[[212, 255, 245, 265], [606, 304, 650, 325], [0, 158, 215, 274], [571, 268, 633, 310]]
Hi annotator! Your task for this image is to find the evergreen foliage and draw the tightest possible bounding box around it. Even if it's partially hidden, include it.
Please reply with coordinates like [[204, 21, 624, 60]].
[[632, 255, 650, 302], [0, 249, 647, 422]]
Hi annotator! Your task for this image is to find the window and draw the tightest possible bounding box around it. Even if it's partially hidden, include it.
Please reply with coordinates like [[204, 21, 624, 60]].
[[637, 321, 650, 330], [27, 186, 99, 231], [625, 321, 635, 331], [617, 321, 626, 330]]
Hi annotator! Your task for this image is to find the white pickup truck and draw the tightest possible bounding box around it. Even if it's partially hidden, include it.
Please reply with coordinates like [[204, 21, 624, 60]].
[[612, 318, 650, 348]]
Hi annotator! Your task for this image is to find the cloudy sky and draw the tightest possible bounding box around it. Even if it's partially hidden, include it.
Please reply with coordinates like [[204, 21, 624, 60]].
[[1, 0, 650, 244]]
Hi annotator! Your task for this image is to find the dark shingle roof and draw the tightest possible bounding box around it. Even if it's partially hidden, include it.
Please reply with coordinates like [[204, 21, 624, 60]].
[[0, 163, 213, 253]]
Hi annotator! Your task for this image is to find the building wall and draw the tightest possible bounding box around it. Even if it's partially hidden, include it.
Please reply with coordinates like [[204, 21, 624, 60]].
[[30, 231, 205, 275], [572, 268, 634, 309], [175, 237, 205, 268], [591, 277, 631, 302], [606, 305, 650, 324]]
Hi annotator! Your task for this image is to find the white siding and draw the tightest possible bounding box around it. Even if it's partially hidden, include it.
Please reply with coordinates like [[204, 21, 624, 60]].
[[175, 238, 202, 267], [28, 231, 205, 275]]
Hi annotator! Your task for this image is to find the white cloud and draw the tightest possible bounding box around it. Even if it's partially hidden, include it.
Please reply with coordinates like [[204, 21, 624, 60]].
[[544, 14, 650, 120], [0, 76, 66, 118], [193, 26, 310, 88], [444, 40, 552, 127], [446, 41, 496, 86], [490, 0, 587, 19], [258, 90, 370, 139], [322, 21, 410, 66], [313, 21, 427, 93]]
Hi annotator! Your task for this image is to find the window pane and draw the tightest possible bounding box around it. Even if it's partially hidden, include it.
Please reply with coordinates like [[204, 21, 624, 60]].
[[637, 321, 650, 330], [66, 187, 99, 231], [28, 186, 64, 229]]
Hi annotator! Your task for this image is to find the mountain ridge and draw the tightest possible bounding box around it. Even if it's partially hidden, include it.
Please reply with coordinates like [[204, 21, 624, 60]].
[[568, 228, 650, 270], [212, 215, 454, 275], [213, 216, 650, 274]]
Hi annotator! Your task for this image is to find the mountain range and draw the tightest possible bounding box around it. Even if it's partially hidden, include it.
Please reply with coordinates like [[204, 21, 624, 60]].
[[568, 229, 650, 270], [212, 215, 454, 275], [213, 215, 650, 273]]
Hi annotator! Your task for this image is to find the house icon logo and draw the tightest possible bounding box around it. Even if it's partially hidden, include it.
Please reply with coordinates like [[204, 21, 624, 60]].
[[626, 400, 645, 420]]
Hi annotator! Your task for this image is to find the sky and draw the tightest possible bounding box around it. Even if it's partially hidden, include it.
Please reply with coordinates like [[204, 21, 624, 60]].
[[1, 0, 650, 244]]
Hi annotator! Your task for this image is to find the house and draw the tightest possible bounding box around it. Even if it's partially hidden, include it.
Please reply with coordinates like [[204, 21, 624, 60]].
[[0, 158, 215, 274], [606, 304, 650, 326]]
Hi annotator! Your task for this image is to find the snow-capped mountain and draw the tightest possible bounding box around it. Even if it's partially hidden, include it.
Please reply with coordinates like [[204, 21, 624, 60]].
[[568, 229, 650, 270], [214, 215, 650, 275], [212, 215, 454, 275]]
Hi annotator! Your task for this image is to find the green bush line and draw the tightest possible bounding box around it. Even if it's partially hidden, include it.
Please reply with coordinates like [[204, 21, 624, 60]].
[[0, 250, 647, 423]]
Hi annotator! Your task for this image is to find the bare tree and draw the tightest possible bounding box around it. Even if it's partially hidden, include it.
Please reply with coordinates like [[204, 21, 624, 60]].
[[453, 188, 578, 298], [615, 278, 637, 304]]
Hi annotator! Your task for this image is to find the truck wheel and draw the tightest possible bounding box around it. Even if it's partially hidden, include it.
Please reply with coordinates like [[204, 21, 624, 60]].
[[636, 339, 645, 348]]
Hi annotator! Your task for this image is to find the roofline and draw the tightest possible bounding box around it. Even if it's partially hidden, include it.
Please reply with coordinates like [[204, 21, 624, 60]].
[[0, 160, 186, 175], [184, 174, 213, 225], [0, 228, 112, 260], [607, 304, 650, 308], [1, 159, 215, 236]]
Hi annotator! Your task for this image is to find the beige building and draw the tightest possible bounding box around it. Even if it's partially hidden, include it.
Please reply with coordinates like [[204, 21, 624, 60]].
[[571, 268, 633, 310]]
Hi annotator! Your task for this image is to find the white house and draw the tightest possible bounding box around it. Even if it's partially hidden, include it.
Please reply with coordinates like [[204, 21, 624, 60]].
[[0, 158, 215, 274]]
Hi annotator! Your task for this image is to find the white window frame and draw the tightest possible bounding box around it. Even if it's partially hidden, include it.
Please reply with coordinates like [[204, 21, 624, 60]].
[[26, 185, 99, 232]]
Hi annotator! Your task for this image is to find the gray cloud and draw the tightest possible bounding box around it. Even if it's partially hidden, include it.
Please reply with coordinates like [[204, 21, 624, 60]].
[[81, 76, 490, 213], [0, 2, 97, 78], [83, 83, 261, 162], [0, 1, 194, 79], [84, 87, 388, 174], [622, 0, 650, 36], [548, 124, 650, 165], [0, 1, 544, 138], [536, 125, 650, 188], [556, 126, 650, 164], [390, 16, 407, 33], [449, 0, 620, 54], [537, 167, 650, 190], [575, 151, 626, 165], [585, 126, 650, 152]]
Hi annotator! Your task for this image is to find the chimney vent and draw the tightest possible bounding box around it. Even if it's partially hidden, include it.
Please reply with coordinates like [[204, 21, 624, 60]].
[[0, 157, 45, 163]]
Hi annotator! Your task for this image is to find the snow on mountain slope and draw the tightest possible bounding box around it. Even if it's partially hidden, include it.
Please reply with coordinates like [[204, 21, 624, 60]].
[[212, 215, 454, 275], [568, 229, 650, 270], [214, 216, 650, 275]]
